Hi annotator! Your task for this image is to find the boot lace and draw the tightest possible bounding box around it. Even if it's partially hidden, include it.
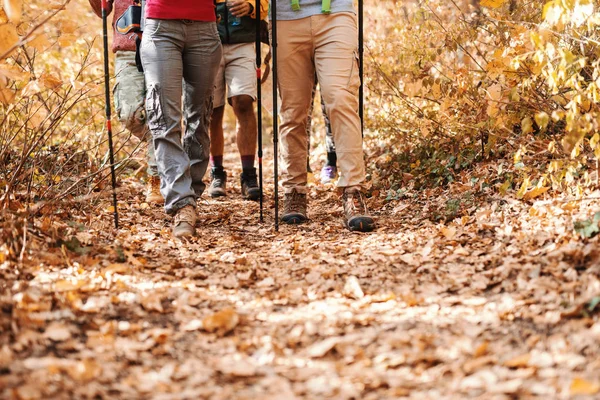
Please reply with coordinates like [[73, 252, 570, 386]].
[[175, 206, 196, 225], [344, 190, 367, 216], [286, 190, 305, 213]]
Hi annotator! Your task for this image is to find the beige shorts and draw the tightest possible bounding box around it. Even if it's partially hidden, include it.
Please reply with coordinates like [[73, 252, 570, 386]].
[[213, 43, 257, 108]]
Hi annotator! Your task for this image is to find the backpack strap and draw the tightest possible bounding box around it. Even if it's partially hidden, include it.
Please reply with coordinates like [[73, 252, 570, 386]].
[[290, 0, 331, 13]]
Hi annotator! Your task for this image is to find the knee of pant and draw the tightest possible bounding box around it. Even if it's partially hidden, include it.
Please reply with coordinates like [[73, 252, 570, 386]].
[[327, 88, 357, 112], [231, 95, 254, 116]]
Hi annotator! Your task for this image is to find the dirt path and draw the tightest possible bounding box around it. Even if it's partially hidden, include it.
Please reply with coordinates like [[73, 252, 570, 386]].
[[2, 154, 600, 399]]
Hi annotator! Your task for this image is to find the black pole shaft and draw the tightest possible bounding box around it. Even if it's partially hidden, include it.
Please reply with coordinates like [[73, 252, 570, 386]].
[[271, 0, 279, 231], [358, 0, 364, 133], [102, 3, 119, 229], [255, 0, 263, 223]]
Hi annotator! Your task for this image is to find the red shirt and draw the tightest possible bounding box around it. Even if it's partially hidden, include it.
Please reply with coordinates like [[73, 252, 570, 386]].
[[146, 0, 216, 21]]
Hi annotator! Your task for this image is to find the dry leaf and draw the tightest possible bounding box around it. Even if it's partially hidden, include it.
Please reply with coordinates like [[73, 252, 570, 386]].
[[3, 0, 22, 23], [570, 378, 600, 395], [306, 337, 340, 358], [0, 23, 19, 55], [43, 322, 71, 342], [504, 353, 530, 368], [202, 308, 239, 335], [343, 275, 364, 299]]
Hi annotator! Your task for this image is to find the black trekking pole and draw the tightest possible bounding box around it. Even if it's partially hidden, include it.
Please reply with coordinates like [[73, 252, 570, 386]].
[[271, 0, 279, 231], [255, 0, 264, 223], [101, 0, 119, 229], [358, 0, 364, 133]]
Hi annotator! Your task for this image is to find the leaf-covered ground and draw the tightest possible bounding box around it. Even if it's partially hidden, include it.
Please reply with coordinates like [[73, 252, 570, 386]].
[[2, 152, 600, 399]]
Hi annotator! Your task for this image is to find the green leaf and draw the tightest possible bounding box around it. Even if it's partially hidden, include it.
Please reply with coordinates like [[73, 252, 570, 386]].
[[574, 212, 600, 238], [588, 297, 600, 313]]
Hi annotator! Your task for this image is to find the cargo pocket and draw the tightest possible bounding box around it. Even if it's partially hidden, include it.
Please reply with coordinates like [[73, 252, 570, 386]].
[[146, 84, 167, 134], [346, 50, 361, 91]]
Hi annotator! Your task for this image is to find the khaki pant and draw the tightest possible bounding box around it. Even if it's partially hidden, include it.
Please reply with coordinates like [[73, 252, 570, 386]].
[[277, 12, 365, 193]]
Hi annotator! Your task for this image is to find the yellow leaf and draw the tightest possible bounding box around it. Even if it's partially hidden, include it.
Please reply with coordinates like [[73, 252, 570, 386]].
[[521, 117, 533, 135], [570, 378, 600, 395], [480, 0, 507, 8], [516, 177, 530, 199], [534, 112, 549, 131], [2, 0, 21, 24], [522, 186, 550, 201], [27, 34, 50, 52], [0, 23, 18, 57]]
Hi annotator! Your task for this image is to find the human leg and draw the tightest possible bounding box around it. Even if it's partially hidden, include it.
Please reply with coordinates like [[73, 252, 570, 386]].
[[182, 21, 223, 199], [113, 51, 162, 203], [276, 17, 315, 223], [208, 105, 228, 198], [276, 18, 315, 195], [313, 13, 373, 231], [141, 19, 195, 216]]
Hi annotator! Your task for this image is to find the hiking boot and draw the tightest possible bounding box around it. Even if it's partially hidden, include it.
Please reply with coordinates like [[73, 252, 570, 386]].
[[145, 175, 164, 204], [282, 189, 308, 224], [241, 168, 260, 201], [320, 165, 337, 184], [173, 205, 196, 238], [342, 187, 375, 232], [208, 167, 227, 198]]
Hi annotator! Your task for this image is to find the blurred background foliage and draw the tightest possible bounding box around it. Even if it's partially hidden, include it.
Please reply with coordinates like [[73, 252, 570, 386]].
[[365, 0, 600, 202]]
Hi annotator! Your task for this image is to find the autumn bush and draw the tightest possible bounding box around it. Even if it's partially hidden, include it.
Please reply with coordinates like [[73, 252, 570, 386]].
[[0, 0, 140, 213], [366, 0, 600, 201]]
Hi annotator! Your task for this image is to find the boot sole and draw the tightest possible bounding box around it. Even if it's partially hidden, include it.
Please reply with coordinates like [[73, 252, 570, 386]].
[[243, 189, 260, 201], [346, 216, 375, 232], [282, 213, 308, 225]]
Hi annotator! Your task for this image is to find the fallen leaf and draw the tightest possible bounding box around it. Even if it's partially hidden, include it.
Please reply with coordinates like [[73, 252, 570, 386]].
[[43, 322, 71, 342], [343, 275, 364, 299], [504, 353, 530, 368], [306, 337, 340, 358], [570, 377, 600, 395], [202, 308, 239, 335]]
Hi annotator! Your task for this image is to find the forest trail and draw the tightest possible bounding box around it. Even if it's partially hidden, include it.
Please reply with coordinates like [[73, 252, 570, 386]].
[[2, 151, 600, 399]]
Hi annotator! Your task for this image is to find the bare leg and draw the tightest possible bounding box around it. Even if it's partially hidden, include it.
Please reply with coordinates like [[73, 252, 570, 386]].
[[231, 95, 257, 159]]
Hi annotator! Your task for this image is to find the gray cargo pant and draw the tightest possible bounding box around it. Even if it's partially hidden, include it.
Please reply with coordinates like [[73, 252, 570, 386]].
[[140, 19, 222, 215], [114, 51, 158, 176]]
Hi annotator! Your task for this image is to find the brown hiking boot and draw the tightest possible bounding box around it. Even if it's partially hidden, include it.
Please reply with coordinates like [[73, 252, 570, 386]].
[[282, 189, 308, 224], [145, 176, 164, 204], [172, 205, 196, 238], [342, 187, 375, 232]]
